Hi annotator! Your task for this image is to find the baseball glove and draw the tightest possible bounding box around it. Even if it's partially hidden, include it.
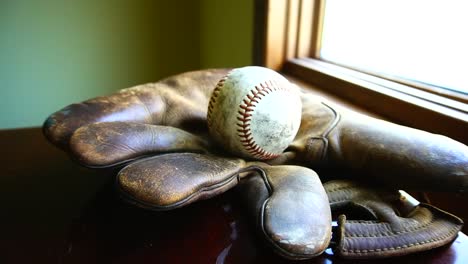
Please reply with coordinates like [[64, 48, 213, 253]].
[[43, 68, 467, 259]]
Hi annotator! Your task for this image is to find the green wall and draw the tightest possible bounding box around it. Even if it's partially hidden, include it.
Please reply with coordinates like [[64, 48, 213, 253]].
[[0, 0, 253, 129], [200, 0, 253, 68]]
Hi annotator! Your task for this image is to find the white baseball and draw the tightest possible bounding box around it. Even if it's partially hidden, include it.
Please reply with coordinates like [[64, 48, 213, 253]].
[[207, 66, 302, 160]]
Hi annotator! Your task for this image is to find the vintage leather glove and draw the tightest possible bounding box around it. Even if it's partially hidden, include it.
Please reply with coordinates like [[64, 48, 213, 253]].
[[237, 177, 463, 259], [43, 69, 333, 258], [279, 92, 468, 192], [43, 69, 229, 160], [44, 68, 468, 191], [324, 179, 463, 258], [43, 68, 466, 259], [117, 152, 332, 259]]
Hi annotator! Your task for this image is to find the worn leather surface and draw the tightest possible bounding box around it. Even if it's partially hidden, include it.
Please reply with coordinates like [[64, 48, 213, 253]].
[[43, 68, 468, 193], [70, 121, 211, 168], [287, 94, 468, 192], [117, 153, 246, 210], [324, 180, 464, 258], [43, 67, 335, 258], [43, 69, 229, 151], [238, 166, 331, 259], [42, 68, 468, 259], [116, 152, 332, 258]]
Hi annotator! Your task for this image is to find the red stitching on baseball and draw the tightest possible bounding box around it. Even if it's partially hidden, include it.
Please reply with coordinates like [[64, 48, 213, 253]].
[[236, 79, 291, 159], [207, 74, 230, 127]]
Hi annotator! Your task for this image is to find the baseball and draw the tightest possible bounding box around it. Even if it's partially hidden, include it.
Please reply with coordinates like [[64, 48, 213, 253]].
[[207, 66, 302, 160]]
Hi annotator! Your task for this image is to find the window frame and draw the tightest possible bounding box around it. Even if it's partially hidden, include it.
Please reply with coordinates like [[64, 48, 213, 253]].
[[254, 0, 468, 143]]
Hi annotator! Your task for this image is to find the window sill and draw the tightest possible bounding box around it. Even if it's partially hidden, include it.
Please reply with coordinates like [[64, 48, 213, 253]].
[[283, 58, 468, 144]]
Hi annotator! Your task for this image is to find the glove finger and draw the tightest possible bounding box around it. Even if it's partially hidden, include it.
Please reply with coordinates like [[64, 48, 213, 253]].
[[238, 165, 332, 260], [334, 115, 468, 192], [69, 121, 211, 168], [116, 153, 247, 210], [325, 180, 463, 259], [43, 69, 229, 149], [293, 94, 468, 192]]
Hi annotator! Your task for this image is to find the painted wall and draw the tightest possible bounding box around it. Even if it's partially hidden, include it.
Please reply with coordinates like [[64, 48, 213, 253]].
[[0, 0, 253, 129], [200, 0, 253, 69]]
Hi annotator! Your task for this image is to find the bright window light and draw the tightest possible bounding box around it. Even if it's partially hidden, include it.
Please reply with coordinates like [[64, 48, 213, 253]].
[[321, 0, 468, 94]]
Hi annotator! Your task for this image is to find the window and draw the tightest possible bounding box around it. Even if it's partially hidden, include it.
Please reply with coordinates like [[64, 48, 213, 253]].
[[321, 0, 468, 95], [255, 0, 467, 143]]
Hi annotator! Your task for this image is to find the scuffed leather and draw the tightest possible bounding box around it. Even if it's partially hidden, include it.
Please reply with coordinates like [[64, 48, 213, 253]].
[[70, 122, 210, 168], [117, 153, 246, 210], [117, 152, 332, 258], [238, 166, 331, 259], [43, 68, 468, 193], [42, 68, 468, 260], [324, 180, 463, 258], [287, 94, 468, 192], [43, 69, 230, 150]]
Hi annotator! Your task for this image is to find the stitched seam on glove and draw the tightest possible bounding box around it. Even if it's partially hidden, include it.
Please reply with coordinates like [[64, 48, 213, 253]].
[[337, 204, 464, 254], [327, 189, 366, 204], [326, 185, 360, 195], [340, 225, 460, 253], [343, 219, 434, 237], [344, 205, 463, 237], [331, 203, 435, 236]]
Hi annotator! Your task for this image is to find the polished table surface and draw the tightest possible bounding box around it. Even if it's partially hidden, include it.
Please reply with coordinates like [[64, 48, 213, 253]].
[[1, 127, 468, 264]]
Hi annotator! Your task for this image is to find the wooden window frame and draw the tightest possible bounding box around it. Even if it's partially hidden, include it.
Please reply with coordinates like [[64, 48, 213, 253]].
[[254, 0, 468, 143]]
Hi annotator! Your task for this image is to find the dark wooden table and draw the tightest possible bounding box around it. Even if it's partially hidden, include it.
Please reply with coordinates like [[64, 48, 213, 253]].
[[1, 127, 467, 264]]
